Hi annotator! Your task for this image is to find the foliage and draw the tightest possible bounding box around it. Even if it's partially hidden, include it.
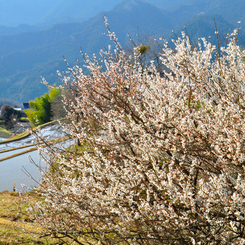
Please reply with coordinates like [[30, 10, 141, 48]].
[[50, 91, 67, 120], [138, 44, 151, 54], [0, 104, 21, 129], [0, 126, 13, 138], [30, 25, 245, 244], [1, 105, 14, 122], [25, 87, 61, 126]]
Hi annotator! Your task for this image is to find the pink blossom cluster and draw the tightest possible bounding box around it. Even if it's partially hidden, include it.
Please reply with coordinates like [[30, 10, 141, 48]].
[[31, 27, 245, 244]]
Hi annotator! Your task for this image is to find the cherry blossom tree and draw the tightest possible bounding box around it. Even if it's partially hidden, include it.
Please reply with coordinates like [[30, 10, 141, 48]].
[[30, 24, 245, 244]]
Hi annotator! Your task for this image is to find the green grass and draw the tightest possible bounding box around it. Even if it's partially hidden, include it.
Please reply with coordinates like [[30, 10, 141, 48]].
[[0, 190, 91, 244], [0, 191, 60, 244], [20, 117, 29, 122], [0, 130, 30, 144], [0, 127, 13, 138]]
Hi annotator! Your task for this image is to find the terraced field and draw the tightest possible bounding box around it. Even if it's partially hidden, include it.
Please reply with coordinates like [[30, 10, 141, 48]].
[[0, 121, 71, 191], [0, 121, 74, 243]]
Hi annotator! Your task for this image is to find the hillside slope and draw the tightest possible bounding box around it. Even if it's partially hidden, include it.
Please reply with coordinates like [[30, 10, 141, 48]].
[[0, 0, 244, 102], [0, 0, 173, 101]]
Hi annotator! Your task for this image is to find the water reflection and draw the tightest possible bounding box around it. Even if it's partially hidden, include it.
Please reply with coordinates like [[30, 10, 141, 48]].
[[0, 123, 72, 191], [0, 124, 68, 151], [0, 151, 43, 192], [0, 146, 33, 159]]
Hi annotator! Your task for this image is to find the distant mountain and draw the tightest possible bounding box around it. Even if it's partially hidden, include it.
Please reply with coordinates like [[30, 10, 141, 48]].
[[0, 23, 85, 58], [37, 0, 123, 26], [202, 0, 245, 27], [0, 0, 183, 27], [0, 25, 43, 36], [171, 15, 242, 46], [0, 0, 244, 102], [169, 0, 245, 28], [0, 0, 125, 27], [147, 0, 185, 10], [0, 0, 190, 28], [0, 0, 243, 29], [106, 0, 172, 40], [0, 0, 174, 102], [0, 0, 60, 26], [0, 60, 67, 103]]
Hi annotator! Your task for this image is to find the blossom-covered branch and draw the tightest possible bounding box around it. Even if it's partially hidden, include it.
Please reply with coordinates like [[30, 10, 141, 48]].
[[30, 27, 245, 244]]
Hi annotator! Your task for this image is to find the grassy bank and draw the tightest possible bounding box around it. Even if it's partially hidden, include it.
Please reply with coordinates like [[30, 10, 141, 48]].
[[0, 118, 69, 144], [0, 190, 89, 244], [0, 119, 74, 243], [0, 127, 13, 138], [0, 190, 60, 244]]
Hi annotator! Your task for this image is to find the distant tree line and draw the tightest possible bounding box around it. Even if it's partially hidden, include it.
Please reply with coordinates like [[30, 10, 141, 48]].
[[0, 98, 21, 108]]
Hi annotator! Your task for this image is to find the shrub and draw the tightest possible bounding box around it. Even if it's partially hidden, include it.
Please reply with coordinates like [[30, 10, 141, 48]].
[[25, 86, 61, 126], [1, 104, 15, 122], [31, 26, 245, 244], [1, 104, 20, 129]]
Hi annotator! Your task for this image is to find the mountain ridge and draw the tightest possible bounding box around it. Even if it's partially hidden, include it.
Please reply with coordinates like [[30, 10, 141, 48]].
[[0, 0, 244, 101]]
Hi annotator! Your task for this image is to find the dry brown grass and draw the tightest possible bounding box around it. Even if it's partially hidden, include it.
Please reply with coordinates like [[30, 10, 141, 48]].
[[0, 190, 61, 244]]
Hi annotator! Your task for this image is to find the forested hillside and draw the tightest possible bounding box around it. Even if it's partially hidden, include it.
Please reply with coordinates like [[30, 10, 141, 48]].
[[168, 0, 245, 28], [0, 0, 244, 102], [0, 0, 174, 101]]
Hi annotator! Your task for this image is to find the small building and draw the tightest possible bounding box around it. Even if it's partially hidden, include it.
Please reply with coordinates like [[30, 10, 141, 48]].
[[23, 103, 29, 110]]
